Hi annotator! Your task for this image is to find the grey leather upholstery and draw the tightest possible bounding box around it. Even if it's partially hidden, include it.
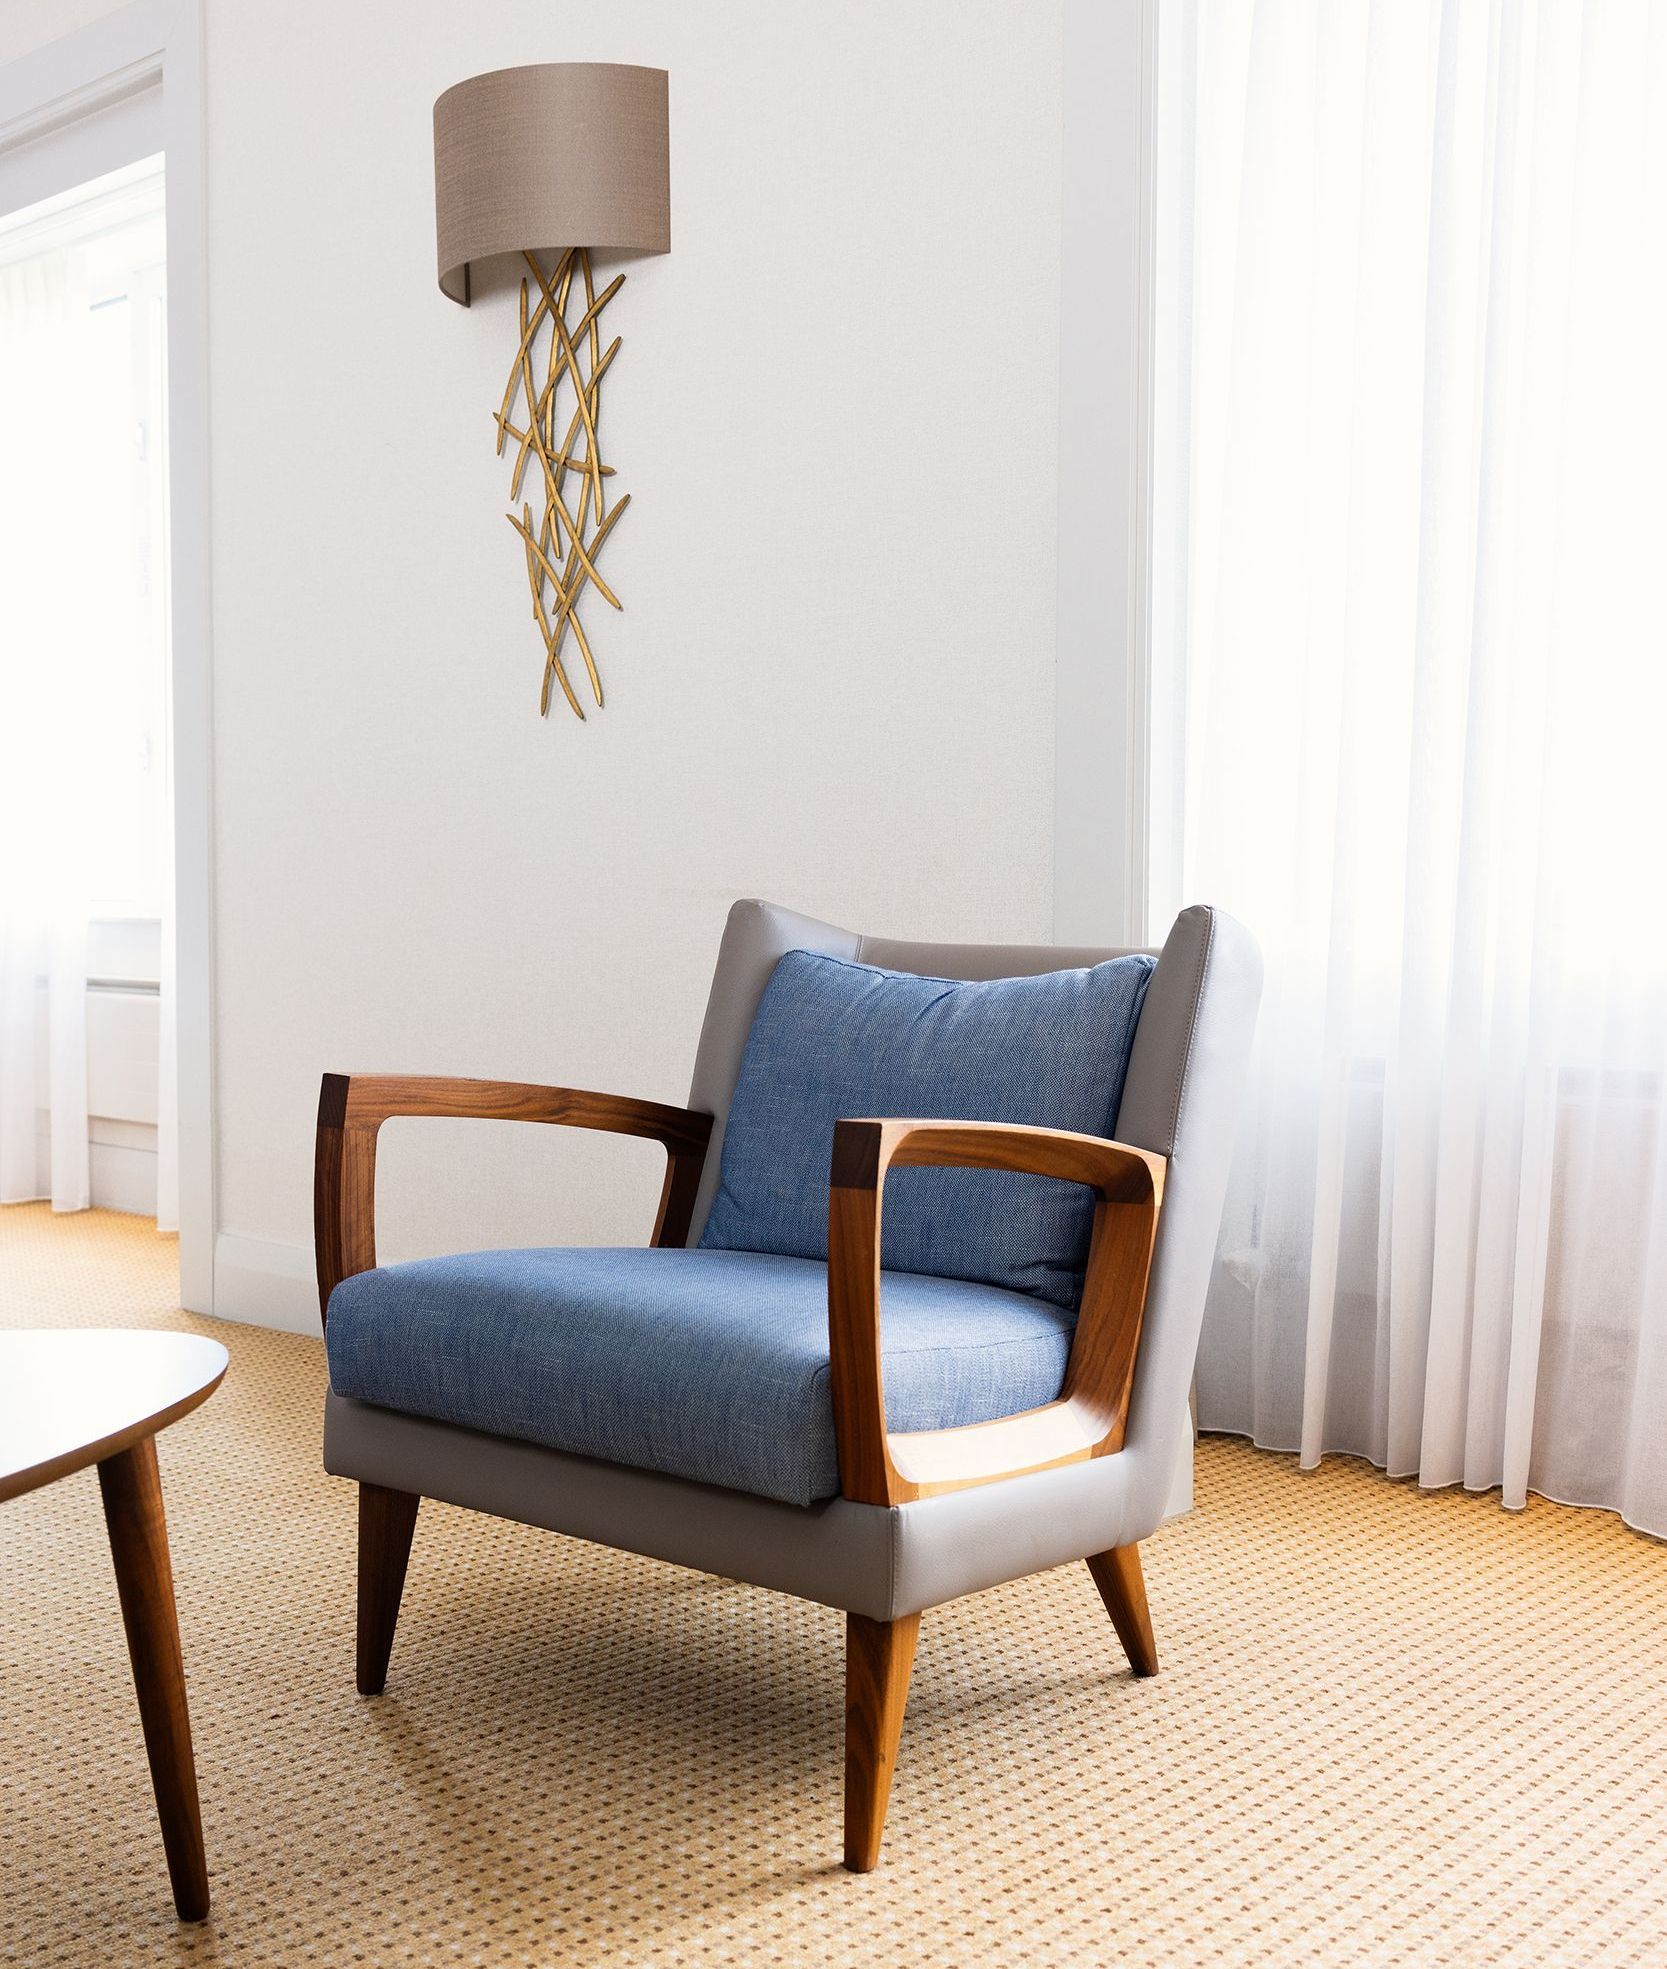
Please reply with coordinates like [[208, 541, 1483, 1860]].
[[324, 899, 1261, 1614], [326, 1389, 1144, 1620]]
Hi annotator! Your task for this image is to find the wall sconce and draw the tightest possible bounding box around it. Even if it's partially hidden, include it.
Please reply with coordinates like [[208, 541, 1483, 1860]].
[[434, 63, 670, 720]]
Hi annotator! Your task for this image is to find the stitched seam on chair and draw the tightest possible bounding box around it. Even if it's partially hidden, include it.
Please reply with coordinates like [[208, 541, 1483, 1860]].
[[784, 949, 970, 989], [875, 1331, 1075, 1361], [837, 940, 1140, 986], [888, 1504, 898, 1615], [1165, 909, 1217, 1154], [775, 948, 1141, 993]]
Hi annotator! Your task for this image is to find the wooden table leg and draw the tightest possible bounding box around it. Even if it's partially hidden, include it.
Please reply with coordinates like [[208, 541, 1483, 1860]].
[[97, 1436, 210, 1922]]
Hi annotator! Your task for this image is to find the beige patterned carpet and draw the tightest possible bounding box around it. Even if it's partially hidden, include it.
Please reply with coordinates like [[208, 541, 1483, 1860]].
[[1, 1205, 1663, 1968]]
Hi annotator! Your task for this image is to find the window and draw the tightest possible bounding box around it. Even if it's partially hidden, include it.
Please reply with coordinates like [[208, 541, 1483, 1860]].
[[1148, 2, 1667, 1536]]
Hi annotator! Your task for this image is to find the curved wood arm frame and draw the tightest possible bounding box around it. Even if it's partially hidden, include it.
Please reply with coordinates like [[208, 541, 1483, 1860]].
[[313, 1073, 713, 1324], [826, 1119, 1167, 1506]]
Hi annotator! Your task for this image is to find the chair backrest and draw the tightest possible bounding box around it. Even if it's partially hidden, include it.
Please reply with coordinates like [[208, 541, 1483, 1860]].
[[684, 900, 1262, 1527]]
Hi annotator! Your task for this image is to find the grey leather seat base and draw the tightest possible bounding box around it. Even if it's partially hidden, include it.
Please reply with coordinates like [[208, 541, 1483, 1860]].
[[325, 1390, 1180, 1622]]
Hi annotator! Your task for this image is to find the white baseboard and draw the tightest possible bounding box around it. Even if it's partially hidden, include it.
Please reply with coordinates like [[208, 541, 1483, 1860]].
[[90, 1139, 157, 1215], [32, 1113, 159, 1216], [212, 1231, 320, 1336]]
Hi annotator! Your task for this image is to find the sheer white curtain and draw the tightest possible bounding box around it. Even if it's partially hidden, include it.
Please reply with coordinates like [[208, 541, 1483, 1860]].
[[1152, 1, 1667, 1535], [0, 249, 98, 1211]]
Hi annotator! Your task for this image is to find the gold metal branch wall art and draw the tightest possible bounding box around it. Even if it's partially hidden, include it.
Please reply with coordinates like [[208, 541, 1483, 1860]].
[[496, 248, 627, 720], [433, 63, 669, 719]]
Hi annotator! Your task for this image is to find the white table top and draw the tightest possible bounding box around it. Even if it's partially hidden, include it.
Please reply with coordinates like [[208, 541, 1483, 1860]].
[[0, 1328, 227, 1503]]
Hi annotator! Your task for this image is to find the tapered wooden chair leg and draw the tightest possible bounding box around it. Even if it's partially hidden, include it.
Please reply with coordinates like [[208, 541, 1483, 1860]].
[[98, 1437, 211, 1922], [357, 1483, 420, 1695], [844, 1611, 920, 1873], [1086, 1544, 1158, 1677]]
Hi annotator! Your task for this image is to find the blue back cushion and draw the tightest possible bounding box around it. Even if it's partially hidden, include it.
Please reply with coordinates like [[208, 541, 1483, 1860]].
[[698, 951, 1155, 1308]]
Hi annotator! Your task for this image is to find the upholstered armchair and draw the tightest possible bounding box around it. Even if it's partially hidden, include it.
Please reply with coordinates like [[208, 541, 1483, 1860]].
[[315, 900, 1260, 1870]]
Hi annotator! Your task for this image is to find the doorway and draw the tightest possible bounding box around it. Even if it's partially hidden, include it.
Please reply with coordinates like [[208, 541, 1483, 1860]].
[[0, 156, 173, 1224], [0, 1, 213, 1308]]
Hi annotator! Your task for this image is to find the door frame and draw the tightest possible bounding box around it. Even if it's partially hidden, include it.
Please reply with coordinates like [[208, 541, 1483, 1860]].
[[0, 0, 215, 1310]]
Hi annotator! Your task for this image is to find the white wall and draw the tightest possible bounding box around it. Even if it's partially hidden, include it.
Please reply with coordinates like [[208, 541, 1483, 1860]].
[[1055, 0, 1152, 947], [0, 0, 128, 65], [5, 0, 1078, 1326]]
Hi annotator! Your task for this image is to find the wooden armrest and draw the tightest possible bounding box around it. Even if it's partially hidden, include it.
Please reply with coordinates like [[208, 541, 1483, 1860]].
[[826, 1118, 1167, 1506], [313, 1073, 713, 1323]]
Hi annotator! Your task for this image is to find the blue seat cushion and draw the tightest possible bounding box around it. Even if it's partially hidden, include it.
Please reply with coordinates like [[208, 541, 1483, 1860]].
[[325, 1246, 1075, 1507], [699, 950, 1155, 1309]]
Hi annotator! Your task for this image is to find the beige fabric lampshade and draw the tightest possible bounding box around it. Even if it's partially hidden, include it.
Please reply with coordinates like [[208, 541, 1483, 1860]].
[[433, 62, 670, 304]]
